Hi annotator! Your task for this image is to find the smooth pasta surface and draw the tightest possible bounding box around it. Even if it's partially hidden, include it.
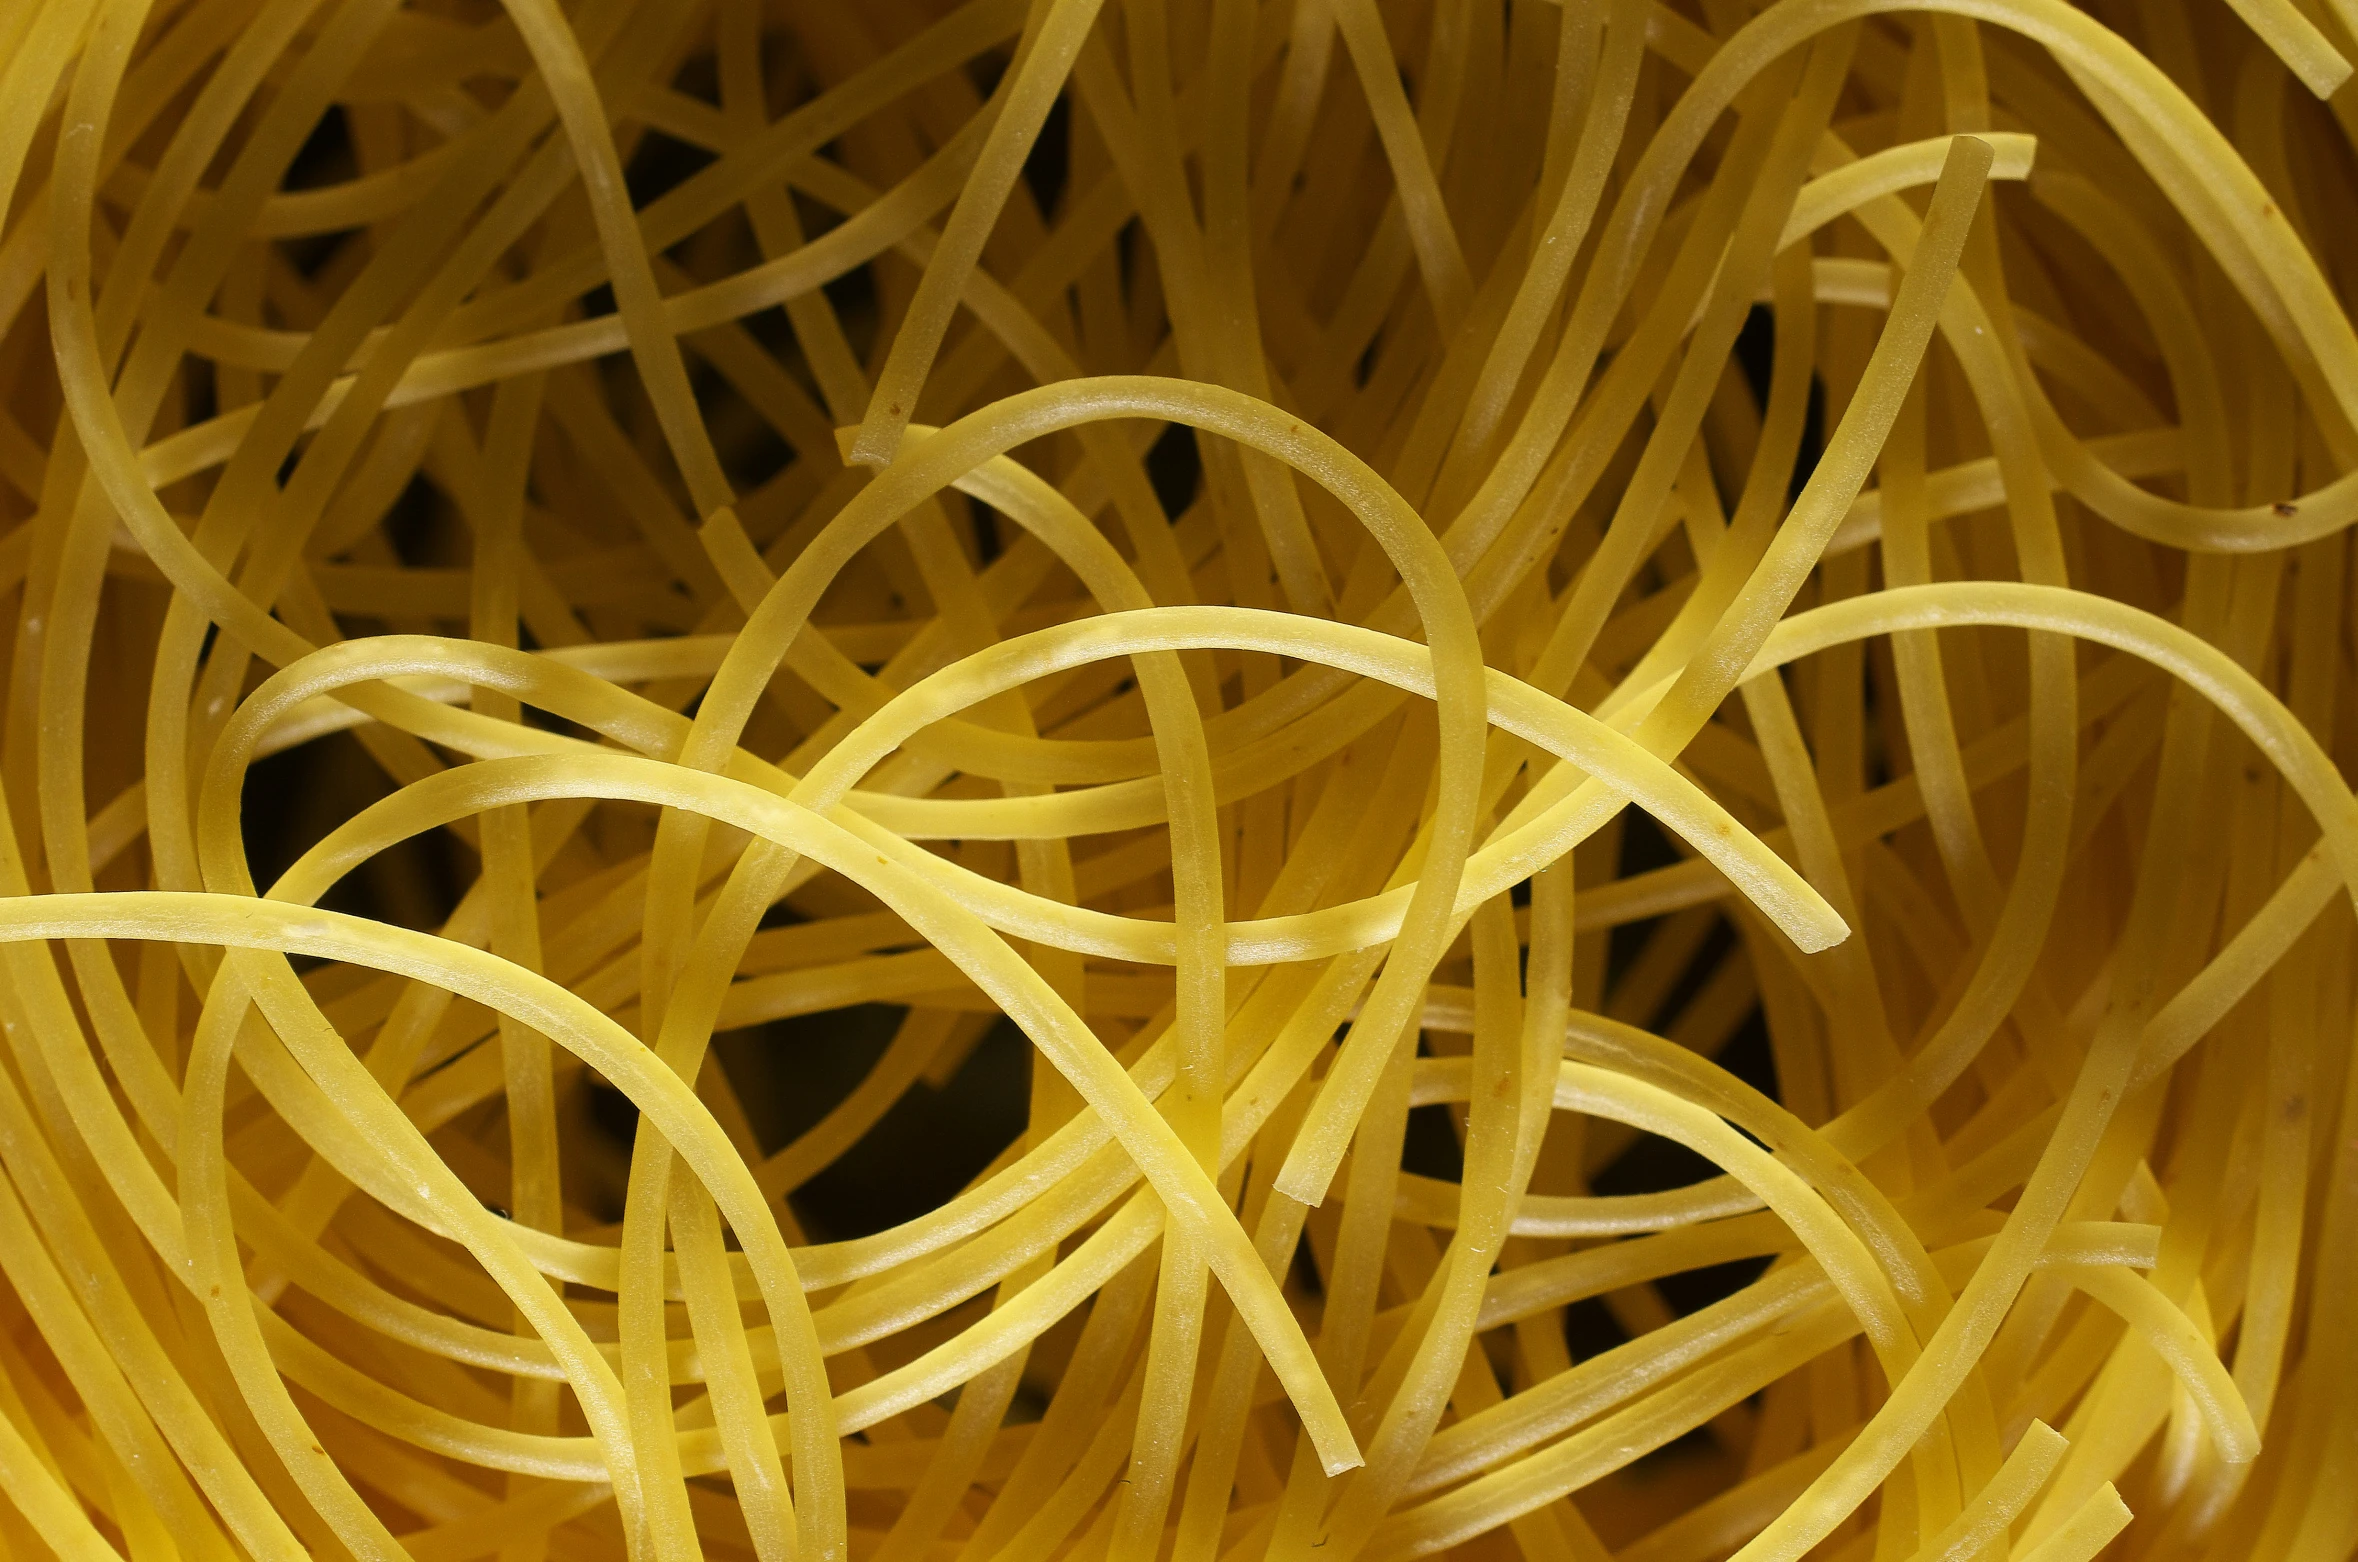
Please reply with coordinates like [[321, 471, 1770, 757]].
[[2, 0, 2356, 1559]]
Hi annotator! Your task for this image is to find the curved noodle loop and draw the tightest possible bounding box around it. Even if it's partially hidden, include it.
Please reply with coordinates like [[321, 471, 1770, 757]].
[[2, 0, 2356, 1558]]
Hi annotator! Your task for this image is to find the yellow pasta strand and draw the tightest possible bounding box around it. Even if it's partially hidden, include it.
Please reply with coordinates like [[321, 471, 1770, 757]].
[[5, 0, 2358, 1559]]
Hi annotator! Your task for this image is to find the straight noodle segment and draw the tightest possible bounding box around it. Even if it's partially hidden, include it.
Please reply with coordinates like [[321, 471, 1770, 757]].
[[3, 0, 2357, 1559]]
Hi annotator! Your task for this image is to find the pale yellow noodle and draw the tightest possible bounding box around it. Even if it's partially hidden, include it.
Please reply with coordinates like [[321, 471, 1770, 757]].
[[5, 2, 2358, 1561]]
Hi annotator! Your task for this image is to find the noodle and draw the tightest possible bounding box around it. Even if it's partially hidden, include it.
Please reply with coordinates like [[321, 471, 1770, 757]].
[[3, 0, 2357, 1559]]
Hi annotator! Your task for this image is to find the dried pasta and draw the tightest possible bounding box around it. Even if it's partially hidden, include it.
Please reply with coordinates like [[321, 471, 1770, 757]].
[[2, 0, 2356, 1560]]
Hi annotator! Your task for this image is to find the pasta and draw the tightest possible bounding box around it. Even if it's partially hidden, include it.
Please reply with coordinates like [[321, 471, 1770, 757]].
[[3, 0, 2358, 1556]]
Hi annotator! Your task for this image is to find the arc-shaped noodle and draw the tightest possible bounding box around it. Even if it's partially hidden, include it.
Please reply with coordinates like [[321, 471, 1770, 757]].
[[4, 0, 2357, 1559]]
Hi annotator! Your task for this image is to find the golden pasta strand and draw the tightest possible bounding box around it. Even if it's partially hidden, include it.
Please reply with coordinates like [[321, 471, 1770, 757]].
[[3, 1, 2355, 1560]]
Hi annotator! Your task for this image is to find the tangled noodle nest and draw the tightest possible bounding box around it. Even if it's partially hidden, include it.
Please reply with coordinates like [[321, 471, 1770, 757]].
[[4, 0, 2358, 1558]]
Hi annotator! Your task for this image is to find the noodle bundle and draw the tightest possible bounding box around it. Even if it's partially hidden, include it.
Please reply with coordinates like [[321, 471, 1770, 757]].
[[2, 0, 2357, 1557]]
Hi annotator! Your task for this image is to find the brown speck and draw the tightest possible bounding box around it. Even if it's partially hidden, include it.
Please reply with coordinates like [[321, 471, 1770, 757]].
[[2262, 201, 2277, 217], [209, 1285, 221, 1299], [2274, 501, 2299, 517], [2283, 1093, 2307, 1122], [888, 403, 901, 417]]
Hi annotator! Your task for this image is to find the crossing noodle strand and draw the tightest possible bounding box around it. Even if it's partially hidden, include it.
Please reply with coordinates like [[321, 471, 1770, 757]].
[[3, 0, 2358, 1559]]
